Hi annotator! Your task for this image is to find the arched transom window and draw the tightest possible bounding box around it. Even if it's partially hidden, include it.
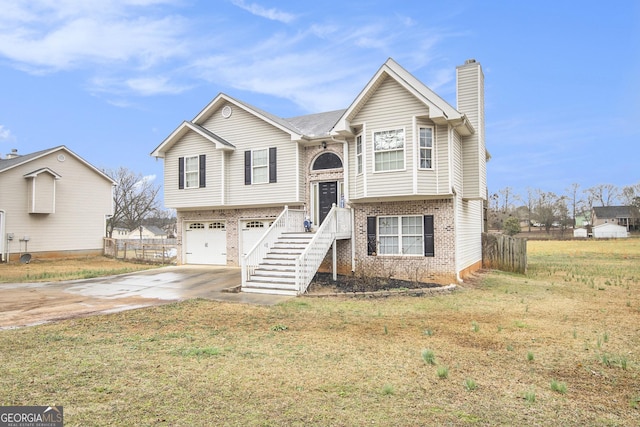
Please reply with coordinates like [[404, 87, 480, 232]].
[[312, 152, 343, 170]]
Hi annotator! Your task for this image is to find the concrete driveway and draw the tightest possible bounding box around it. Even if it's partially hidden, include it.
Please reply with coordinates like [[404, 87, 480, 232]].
[[0, 265, 292, 329]]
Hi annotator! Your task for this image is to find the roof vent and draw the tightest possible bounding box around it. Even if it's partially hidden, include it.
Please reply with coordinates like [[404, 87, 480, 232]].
[[5, 148, 19, 159]]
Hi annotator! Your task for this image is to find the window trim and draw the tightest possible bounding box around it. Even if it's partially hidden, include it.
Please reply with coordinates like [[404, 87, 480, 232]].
[[372, 127, 406, 173], [184, 155, 200, 189], [377, 215, 424, 256], [367, 214, 434, 257], [418, 126, 434, 170]]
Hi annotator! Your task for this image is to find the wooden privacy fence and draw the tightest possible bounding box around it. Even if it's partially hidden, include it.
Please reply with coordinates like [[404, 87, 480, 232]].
[[482, 233, 527, 274]]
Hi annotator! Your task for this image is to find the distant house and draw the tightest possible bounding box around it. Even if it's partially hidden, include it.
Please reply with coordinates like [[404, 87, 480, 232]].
[[591, 206, 639, 232], [124, 225, 168, 240], [592, 223, 628, 239], [152, 58, 488, 295], [0, 146, 115, 261]]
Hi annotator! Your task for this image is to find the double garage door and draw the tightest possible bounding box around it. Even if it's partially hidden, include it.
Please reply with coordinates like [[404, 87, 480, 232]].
[[184, 219, 272, 265]]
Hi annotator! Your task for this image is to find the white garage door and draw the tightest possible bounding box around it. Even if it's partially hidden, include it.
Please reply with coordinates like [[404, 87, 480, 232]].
[[240, 220, 271, 256], [185, 221, 227, 265]]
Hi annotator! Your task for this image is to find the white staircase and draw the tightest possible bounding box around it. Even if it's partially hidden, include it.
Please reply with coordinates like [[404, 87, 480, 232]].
[[242, 232, 315, 295]]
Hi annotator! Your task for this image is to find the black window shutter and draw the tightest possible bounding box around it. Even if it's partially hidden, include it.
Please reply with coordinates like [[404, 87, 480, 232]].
[[424, 215, 435, 257], [244, 151, 251, 185], [198, 154, 206, 188], [367, 216, 377, 256], [178, 157, 184, 189], [269, 147, 277, 183]]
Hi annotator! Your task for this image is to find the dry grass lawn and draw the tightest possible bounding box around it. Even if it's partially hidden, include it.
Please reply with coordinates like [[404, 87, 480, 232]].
[[0, 256, 158, 283], [1, 240, 639, 426]]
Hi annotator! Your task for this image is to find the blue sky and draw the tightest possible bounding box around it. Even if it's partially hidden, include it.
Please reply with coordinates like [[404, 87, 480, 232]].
[[1, 0, 638, 206]]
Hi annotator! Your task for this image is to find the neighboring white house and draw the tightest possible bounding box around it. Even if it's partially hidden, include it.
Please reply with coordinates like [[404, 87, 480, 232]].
[[121, 225, 168, 240], [592, 223, 628, 239], [151, 58, 488, 294], [0, 146, 115, 262]]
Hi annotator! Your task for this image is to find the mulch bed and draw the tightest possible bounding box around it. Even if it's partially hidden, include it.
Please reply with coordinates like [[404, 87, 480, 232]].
[[305, 272, 454, 298]]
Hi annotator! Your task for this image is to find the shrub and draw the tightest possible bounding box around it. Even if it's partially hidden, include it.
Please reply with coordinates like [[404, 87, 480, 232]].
[[503, 216, 521, 236]]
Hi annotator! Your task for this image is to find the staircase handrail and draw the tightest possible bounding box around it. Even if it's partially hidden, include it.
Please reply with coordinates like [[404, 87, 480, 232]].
[[295, 205, 351, 294], [242, 206, 306, 286]]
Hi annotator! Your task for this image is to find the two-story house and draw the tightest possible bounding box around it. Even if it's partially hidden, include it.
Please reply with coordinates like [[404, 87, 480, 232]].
[[151, 58, 487, 295], [0, 146, 115, 262]]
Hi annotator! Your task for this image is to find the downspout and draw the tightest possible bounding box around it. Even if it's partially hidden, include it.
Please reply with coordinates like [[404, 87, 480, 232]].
[[452, 187, 462, 283], [0, 209, 6, 263], [221, 152, 225, 205]]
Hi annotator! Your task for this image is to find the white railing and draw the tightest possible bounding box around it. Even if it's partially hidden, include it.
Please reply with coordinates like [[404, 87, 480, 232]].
[[241, 206, 306, 285], [295, 205, 352, 294]]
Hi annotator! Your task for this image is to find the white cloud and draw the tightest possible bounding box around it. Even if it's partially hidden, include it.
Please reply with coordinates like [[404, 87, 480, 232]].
[[0, 1, 188, 72], [0, 125, 14, 141], [230, 0, 297, 23]]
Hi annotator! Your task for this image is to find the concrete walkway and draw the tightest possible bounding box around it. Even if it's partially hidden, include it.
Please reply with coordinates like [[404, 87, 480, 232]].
[[0, 265, 292, 329]]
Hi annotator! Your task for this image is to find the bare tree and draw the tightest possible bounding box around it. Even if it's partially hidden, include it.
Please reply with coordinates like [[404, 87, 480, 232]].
[[105, 167, 162, 238], [585, 184, 619, 207], [524, 187, 536, 232], [620, 182, 640, 206], [534, 190, 561, 233], [565, 183, 581, 228]]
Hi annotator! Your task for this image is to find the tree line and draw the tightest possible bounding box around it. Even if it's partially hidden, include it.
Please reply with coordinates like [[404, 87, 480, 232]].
[[489, 182, 640, 235]]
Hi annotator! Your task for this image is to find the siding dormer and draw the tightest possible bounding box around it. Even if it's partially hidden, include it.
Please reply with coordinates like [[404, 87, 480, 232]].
[[24, 167, 61, 214]]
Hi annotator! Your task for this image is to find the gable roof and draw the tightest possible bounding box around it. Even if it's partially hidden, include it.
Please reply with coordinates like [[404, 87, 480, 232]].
[[592, 206, 635, 218], [23, 167, 62, 179], [151, 93, 310, 158], [0, 145, 115, 184], [332, 58, 474, 137]]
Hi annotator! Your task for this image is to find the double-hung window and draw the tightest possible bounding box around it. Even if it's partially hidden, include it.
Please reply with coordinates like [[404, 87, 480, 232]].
[[184, 156, 199, 188], [373, 128, 404, 172], [419, 127, 433, 169], [244, 147, 277, 185], [252, 149, 268, 184], [178, 154, 205, 189], [378, 216, 424, 255], [356, 134, 363, 174]]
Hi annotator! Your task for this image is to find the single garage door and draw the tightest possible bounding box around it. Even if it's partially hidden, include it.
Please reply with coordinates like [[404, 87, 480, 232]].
[[185, 221, 227, 265], [240, 220, 271, 256]]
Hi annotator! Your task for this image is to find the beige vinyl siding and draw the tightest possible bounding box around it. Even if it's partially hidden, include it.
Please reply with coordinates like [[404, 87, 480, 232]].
[[456, 195, 483, 271], [457, 64, 486, 200], [415, 120, 446, 195], [0, 151, 113, 254], [352, 76, 428, 198], [452, 129, 463, 193], [206, 104, 298, 206], [163, 132, 221, 209], [164, 104, 300, 209]]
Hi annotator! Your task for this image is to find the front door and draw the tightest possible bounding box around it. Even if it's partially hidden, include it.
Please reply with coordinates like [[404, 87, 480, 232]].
[[318, 181, 338, 224]]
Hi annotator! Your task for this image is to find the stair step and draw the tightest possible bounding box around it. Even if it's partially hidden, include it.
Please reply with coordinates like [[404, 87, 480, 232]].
[[249, 274, 296, 284], [242, 286, 298, 296], [254, 264, 295, 271], [253, 268, 295, 277]]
